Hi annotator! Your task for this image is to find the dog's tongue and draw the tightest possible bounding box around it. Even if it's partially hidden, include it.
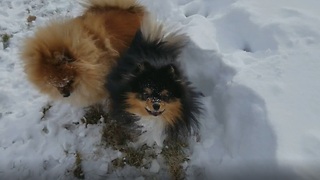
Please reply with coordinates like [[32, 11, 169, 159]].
[[146, 108, 164, 116], [151, 111, 161, 116]]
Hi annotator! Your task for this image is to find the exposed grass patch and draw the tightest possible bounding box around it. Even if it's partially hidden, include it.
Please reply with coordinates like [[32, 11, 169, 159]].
[[112, 146, 145, 168], [41, 104, 52, 120], [73, 152, 85, 179], [2, 34, 10, 43], [101, 117, 159, 174], [102, 119, 134, 150], [162, 139, 189, 180], [102, 123, 189, 179], [107, 137, 189, 179], [1, 33, 12, 49], [27, 15, 37, 23], [82, 105, 106, 126], [26, 15, 36, 29], [111, 145, 158, 169], [83, 105, 191, 179]]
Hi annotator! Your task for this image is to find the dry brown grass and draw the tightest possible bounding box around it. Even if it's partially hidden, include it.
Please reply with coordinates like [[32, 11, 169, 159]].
[[82, 105, 106, 126], [73, 152, 85, 179], [1, 33, 12, 49], [162, 139, 189, 180], [81, 105, 190, 179]]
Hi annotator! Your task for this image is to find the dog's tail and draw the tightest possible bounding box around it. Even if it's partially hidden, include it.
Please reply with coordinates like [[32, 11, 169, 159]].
[[141, 15, 187, 43], [79, 0, 142, 11], [131, 14, 188, 60]]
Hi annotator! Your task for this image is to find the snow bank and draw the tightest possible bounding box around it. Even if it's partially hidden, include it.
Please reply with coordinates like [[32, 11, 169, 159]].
[[1, 0, 320, 179]]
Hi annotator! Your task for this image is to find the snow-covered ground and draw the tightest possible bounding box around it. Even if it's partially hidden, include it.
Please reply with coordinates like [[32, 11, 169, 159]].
[[1, 0, 320, 179]]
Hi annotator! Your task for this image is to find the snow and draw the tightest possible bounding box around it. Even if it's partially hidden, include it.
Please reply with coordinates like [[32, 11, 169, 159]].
[[135, 116, 167, 147], [1, 0, 320, 179], [149, 159, 160, 173]]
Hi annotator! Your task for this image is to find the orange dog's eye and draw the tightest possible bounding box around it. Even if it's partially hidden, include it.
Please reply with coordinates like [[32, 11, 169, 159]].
[[53, 52, 74, 63], [63, 56, 74, 63], [62, 52, 74, 63]]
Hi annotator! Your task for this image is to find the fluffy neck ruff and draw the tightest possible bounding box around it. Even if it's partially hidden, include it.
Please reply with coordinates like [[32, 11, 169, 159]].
[[135, 116, 167, 147]]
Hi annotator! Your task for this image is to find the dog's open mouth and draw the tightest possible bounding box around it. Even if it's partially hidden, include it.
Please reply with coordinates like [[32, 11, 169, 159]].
[[145, 108, 165, 116]]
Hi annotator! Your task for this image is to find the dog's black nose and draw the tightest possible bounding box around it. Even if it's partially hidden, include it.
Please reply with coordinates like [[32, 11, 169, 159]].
[[153, 103, 160, 111], [62, 92, 70, 97], [58, 88, 70, 97]]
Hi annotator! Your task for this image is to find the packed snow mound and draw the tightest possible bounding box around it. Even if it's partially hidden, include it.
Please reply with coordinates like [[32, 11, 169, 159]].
[[1, 0, 320, 179]]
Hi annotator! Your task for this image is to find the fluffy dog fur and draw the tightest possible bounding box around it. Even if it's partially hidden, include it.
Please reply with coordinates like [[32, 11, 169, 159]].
[[21, 0, 145, 107], [106, 16, 202, 147]]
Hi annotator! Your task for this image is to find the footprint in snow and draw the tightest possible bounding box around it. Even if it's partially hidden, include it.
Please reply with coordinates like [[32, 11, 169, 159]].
[[179, 0, 238, 18], [213, 8, 279, 53]]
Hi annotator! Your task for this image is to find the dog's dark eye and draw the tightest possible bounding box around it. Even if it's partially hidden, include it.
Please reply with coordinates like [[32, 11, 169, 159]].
[[141, 92, 149, 100], [161, 94, 170, 102]]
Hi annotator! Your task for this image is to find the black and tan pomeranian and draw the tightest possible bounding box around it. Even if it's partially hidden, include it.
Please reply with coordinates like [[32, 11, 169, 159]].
[[106, 16, 202, 147], [21, 0, 145, 107]]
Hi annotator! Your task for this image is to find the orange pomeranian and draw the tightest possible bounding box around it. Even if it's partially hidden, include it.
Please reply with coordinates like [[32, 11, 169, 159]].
[[21, 0, 145, 107]]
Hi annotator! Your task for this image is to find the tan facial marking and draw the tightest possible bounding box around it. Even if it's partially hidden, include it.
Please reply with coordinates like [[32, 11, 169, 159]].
[[160, 90, 169, 96], [125, 91, 183, 126], [125, 92, 149, 116], [162, 99, 183, 126], [144, 88, 152, 95]]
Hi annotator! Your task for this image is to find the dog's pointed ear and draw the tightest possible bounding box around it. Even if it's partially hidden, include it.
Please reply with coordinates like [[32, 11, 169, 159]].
[[167, 64, 180, 77], [121, 62, 149, 82], [136, 62, 145, 72], [167, 64, 184, 83], [169, 65, 175, 74]]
